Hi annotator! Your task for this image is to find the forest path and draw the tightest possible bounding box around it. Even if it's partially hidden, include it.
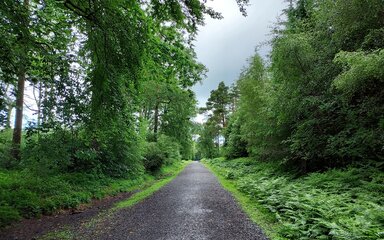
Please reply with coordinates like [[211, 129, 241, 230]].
[[78, 161, 268, 240]]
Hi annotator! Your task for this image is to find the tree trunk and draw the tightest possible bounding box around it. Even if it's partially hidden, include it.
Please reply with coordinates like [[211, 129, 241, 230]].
[[12, 68, 26, 160], [37, 83, 41, 128], [153, 102, 159, 141], [33, 82, 42, 129], [11, 0, 29, 161]]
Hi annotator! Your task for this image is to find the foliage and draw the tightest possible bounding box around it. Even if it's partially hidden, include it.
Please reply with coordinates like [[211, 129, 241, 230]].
[[0, 129, 13, 168], [333, 49, 384, 91], [217, 0, 384, 172], [198, 81, 239, 159], [201, 81, 231, 128], [197, 119, 220, 159], [0, 0, 219, 179], [23, 128, 100, 175], [143, 142, 166, 173], [205, 157, 384, 240], [223, 114, 248, 159], [143, 135, 182, 173]]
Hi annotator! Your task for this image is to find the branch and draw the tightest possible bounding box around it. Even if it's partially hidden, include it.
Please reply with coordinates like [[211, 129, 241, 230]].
[[63, 0, 103, 29]]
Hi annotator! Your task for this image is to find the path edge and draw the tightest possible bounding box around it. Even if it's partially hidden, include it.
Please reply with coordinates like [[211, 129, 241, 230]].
[[39, 160, 192, 240], [201, 159, 285, 240], [114, 160, 192, 209]]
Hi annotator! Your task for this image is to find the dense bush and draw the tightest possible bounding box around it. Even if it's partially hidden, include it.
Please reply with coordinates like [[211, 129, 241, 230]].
[[143, 142, 166, 172], [0, 129, 13, 169], [157, 135, 182, 163], [206, 158, 384, 239], [22, 130, 115, 179], [143, 135, 182, 172]]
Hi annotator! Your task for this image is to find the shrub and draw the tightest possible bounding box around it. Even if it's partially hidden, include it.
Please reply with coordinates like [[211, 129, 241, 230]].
[[0, 204, 20, 227], [143, 142, 166, 172], [143, 135, 182, 173], [22, 129, 73, 175], [157, 135, 181, 164], [0, 129, 14, 169]]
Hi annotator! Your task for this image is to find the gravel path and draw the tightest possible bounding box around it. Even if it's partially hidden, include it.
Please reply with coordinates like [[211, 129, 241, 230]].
[[80, 161, 268, 240]]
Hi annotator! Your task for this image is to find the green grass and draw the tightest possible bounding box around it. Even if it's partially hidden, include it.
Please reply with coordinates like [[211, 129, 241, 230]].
[[203, 157, 384, 240], [0, 160, 190, 228], [39, 227, 74, 240], [115, 160, 190, 209]]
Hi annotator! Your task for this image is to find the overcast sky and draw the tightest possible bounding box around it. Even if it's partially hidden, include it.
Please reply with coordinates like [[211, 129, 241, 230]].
[[192, 0, 287, 121]]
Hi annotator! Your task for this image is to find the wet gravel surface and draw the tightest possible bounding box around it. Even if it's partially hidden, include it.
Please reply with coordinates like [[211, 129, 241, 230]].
[[81, 161, 268, 240]]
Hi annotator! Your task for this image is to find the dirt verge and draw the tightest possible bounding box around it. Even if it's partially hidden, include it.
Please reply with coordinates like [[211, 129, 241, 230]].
[[0, 191, 134, 240]]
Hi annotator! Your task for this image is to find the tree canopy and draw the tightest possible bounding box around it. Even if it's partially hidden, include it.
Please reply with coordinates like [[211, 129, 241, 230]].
[[199, 0, 384, 174], [0, 0, 248, 175]]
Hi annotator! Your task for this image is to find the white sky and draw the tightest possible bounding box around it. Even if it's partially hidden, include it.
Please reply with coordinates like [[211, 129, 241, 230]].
[[192, 0, 287, 123]]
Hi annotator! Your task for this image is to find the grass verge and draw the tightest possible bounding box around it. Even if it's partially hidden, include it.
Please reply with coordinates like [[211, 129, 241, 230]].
[[0, 160, 190, 228], [39, 160, 191, 240], [115, 160, 190, 209]]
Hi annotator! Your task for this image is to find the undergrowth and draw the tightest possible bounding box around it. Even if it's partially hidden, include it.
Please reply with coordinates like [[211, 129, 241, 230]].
[[0, 160, 187, 228], [204, 157, 384, 240]]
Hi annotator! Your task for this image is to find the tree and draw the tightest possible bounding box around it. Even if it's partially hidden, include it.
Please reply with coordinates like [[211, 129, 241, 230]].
[[202, 81, 231, 128], [224, 0, 384, 173], [139, 80, 197, 159], [224, 113, 248, 159], [236, 54, 279, 158], [228, 83, 240, 113], [1, 0, 77, 163], [3, 0, 30, 160], [0, 0, 250, 174], [197, 119, 220, 159]]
